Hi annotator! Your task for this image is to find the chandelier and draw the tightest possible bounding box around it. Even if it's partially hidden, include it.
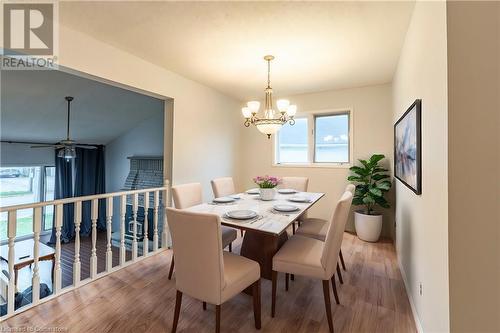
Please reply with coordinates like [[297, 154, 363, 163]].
[[241, 55, 296, 138]]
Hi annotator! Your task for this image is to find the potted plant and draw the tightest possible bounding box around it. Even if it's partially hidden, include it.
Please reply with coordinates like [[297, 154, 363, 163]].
[[348, 154, 392, 242], [253, 175, 281, 201]]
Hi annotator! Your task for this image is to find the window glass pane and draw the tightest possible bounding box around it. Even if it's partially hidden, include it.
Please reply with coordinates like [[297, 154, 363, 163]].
[[314, 114, 349, 163], [0, 167, 41, 240], [44, 166, 55, 230], [276, 118, 308, 164]]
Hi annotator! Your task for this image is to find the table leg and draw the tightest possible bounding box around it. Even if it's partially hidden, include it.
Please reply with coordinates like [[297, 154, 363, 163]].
[[240, 230, 288, 280]]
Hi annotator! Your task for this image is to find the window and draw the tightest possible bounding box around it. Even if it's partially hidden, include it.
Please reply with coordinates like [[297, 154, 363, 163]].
[[276, 118, 308, 164], [274, 110, 352, 166], [314, 113, 350, 163], [0, 166, 55, 240]]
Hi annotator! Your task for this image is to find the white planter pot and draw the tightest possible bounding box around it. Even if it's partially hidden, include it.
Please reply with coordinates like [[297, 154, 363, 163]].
[[259, 188, 276, 201], [354, 211, 383, 242]]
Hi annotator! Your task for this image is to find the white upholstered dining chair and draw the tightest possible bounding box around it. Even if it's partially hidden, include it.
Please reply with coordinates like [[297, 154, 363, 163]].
[[167, 208, 261, 333], [168, 183, 238, 280], [271, 191, 353, 333], [295, 184, 356, 289], [210, 177, 244, 237], [211, 177, 236, 198], [280, 176, 309, 234]]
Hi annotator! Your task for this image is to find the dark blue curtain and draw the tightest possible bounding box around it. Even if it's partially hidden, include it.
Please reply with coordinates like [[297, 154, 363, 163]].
[[74, 146, 106, 235], [50, 146, 106, 243], [50, 152, 74, 244]]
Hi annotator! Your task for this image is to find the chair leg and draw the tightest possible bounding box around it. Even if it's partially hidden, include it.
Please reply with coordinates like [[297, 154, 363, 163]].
[[322, 280, 334, 333], [292, 222, 296, 234], [285, 273, 289, 291], [168, 256, 175, 280], [240, 230, 244, 237], [271, 270, 277, 317], [331, 275, 340, 305], [339, 249, 346, 271], [336, 263, 343, 284], [291, 274, 295, 281], [228, 242, 232, 253], [252, 280, 261, 329], [203, 302, 207, 311], [172, 290, 182, 333], [215, 304, 221, 333]]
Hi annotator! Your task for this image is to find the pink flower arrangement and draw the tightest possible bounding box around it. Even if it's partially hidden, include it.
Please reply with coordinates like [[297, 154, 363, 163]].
[[253, 175, 281, 189]]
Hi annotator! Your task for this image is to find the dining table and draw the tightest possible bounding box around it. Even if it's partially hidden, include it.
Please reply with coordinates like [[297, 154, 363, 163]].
[[186, 190, 325, 280]]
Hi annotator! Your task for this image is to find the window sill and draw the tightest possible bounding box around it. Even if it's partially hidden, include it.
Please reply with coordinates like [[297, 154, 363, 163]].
[[272, 163, 352, 169]]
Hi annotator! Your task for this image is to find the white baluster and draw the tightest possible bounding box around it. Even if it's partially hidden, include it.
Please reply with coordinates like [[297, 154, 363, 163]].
[[162, 180, 170, 248], [32, 207, 42, 305], [131, 193, 138, 261], [153, 191, 159, 252], [73, 201, 82, 286], [7, 210, 16, 315], [143, 192, 149, 257], [54, 204, 63, 294], [90, 199, 98, 278], [119, 195, 126, 265], [106, 197, 113, 272]]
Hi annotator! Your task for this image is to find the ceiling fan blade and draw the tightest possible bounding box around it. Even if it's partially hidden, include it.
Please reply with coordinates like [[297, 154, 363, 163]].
[[30, 144, 57, 148], [75, 145, 97, 149]]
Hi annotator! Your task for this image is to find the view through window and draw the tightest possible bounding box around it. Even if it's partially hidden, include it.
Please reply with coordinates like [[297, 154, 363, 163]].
[[275, 111, 351, 165], [0, 166, 55, 240]]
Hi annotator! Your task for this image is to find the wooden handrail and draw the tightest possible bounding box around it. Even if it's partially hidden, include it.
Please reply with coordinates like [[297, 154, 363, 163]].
[[0, 184, 169, 212]]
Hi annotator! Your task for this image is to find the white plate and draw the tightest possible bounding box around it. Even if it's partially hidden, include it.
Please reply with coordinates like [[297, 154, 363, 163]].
[[226, 210, 258, 220], [246, 188, 260, 194], [288, 196, 311, 203], [273, 204, 300, 212], [213, 197, 236, 203], [230, 194, 241, 199], [278, 188, 297, 194]]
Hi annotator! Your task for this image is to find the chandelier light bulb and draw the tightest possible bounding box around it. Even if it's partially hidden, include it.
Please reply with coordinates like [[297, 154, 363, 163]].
[[287, 104, 297, 117], [241, 107, 252, 118], [276, 99, 290, 113], [247, 101, 260, 113]]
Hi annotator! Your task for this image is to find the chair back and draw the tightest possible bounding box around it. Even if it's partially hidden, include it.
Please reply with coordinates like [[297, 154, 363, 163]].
[[345, 183, 356, 195], [281, 176, 309, 192], [166, 208, 225, 304], [211, 177, 236, 198], [321, 191, 353, 277], [172, 182, 202, 209]]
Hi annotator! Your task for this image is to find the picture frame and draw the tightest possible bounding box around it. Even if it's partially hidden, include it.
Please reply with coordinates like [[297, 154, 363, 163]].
[[394, 99, 422, 195]]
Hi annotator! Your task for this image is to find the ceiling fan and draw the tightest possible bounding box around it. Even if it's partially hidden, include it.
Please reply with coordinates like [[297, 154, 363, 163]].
[[31, 96, 96, 159]]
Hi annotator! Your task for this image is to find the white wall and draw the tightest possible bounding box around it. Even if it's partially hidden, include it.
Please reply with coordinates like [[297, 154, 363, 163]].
[[392, 2, 449, 332], [105, 112, 165, 193], [0, 143, 54, 166], [447, 2, 500, 332], [238, 84, 394, 237], [58, 24, 242, 200]]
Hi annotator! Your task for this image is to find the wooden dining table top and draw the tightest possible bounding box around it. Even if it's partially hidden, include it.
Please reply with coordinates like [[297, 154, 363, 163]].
[[186, 191, 325, 235]]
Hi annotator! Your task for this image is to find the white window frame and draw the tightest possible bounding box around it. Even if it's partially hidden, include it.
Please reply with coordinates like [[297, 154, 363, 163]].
[[0, 165, 55, 243], [273, 108, 353, 168]]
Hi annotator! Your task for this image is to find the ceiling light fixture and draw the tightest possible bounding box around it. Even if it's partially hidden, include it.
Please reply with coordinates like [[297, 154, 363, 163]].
[[242, 55, 296, 139]]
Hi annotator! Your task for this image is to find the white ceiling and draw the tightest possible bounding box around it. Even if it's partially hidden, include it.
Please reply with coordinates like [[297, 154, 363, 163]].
[[60, 1, 415, 101], [1, 70, 164, 144]]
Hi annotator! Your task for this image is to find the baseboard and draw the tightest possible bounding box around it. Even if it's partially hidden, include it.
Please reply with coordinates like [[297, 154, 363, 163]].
[[397, 255, 424, 333]]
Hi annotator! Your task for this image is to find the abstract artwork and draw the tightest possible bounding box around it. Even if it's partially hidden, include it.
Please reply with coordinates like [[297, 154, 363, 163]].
[[394, 99, 422, 194]]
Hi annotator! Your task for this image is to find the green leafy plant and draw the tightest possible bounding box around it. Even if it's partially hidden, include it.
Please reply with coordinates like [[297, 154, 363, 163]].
[[348, 154, 392, 215]]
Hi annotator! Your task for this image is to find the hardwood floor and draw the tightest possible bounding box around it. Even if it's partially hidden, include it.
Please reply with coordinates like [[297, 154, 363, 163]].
[[1, 232, 416, 333], [3, 231, 131, 293]]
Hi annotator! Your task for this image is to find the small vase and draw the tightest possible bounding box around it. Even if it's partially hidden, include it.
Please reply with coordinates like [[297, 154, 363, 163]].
[[259, 188, 276, 201]]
